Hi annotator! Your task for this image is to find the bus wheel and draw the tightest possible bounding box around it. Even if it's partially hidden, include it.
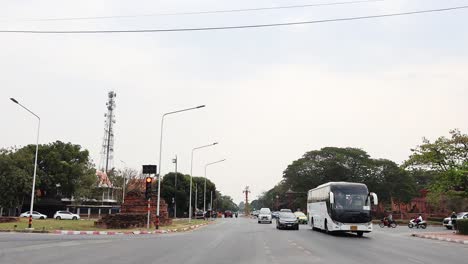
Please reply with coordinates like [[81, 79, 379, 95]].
[[357, 231, 364, 237]]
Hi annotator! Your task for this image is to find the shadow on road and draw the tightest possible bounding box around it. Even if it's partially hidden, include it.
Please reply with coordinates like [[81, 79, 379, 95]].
[[306, 228, 372, 239]]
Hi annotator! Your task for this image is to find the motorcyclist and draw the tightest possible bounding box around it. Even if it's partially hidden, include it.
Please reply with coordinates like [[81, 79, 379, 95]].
[[387, 213, 393, 222], [414, 214, 423, 224]]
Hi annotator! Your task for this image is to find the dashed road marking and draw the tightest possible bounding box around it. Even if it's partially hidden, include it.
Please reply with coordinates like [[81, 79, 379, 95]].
[[408, 257, 425, 264]]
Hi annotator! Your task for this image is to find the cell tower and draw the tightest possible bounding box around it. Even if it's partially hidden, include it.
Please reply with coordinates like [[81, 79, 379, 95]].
[[99, 91, 117, 173]]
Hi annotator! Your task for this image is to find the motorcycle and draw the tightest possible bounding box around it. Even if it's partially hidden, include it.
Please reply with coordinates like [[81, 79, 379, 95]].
[[379, 218, 397, 228], [408, 219, 427, 229]]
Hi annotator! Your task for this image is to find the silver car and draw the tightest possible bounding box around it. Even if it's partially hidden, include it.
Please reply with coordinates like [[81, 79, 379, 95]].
[[443, 212, 468, 229], [19, 211, 47, 219], [54, 211, 80, 220]]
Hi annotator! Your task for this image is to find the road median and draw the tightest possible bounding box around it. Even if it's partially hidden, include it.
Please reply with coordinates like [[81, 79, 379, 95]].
[[0, 218, 213, 235], [411, 232, 468, 245]]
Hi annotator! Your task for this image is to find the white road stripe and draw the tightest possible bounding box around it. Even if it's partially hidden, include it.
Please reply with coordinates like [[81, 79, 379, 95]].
[[0, 239, 111, 254]]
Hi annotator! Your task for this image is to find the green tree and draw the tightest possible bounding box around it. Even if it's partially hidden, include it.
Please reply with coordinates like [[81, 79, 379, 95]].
[[0, 141, 96, 212], [260, 147, 417, 210], [215, 193, 238, 212], [405, 129, 468, 200], [161, 173, 218, 216], [0, 148, 33, 212]]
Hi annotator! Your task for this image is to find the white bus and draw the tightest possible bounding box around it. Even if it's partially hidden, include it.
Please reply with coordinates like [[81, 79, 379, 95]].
[[307, 182, 378, 237]]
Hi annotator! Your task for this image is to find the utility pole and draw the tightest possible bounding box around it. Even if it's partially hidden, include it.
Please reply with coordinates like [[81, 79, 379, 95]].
[[195, 183, 198, 212], [243, 186, 251, 216], [210, 191, 213, 219], [172, 155, 177, 218]]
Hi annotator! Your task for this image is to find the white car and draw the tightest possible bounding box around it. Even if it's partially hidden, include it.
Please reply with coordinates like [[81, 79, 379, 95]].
[[258, 208, 272, 224], [54, 211, 80, 220], [19, 211, 47, 219], [443, 212, 468, 229]]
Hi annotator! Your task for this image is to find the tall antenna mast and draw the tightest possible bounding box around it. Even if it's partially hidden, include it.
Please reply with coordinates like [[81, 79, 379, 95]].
[[99, 91, 117, 173]]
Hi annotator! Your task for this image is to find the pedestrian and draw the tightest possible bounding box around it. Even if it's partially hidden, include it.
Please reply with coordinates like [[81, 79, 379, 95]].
[[451, 211, 457, 232]]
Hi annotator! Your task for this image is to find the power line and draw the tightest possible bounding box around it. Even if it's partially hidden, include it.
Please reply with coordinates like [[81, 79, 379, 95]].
[[1, 5, 467, 34], [4, 0, 384, 22]]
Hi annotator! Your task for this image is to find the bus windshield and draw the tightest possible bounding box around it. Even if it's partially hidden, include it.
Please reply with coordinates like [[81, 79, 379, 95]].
[[333, 186, 369, 211]]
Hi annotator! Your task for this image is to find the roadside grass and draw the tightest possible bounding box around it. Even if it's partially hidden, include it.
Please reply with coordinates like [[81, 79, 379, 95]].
[[0, 218, 99, 231], [0, 218, 208, 232], [161, 219, 206, 230]]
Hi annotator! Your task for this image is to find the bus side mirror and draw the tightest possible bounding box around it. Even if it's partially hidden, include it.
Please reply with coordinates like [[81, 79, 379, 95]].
[[370, 192, 378, 205], [330, 192, 334, 204]]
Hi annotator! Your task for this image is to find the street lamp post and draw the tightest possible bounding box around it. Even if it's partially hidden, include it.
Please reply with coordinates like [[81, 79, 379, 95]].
[[10, 98, 40, 229], [172, 155, 177, 218], [204, 159, 226, 213], [189, 142, 218, 222], [120, 160, 127, 204], [156, 105, 205, 225]]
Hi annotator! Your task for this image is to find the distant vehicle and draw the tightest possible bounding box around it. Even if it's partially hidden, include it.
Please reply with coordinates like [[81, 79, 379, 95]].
[[276, 211, 299, 230], [252, 210, 259, 217], [224, 210, 233, 218], [54, 211, 80, 220], [194, 210, 205, 219], [379, 218, 397, 228], [307, 182, 378, 237], [19, 211, 47, 219], [272, 211, 279, 219], [258, 208, 272, 224], [280, 209, 292, 213], [294, 211, 308, 224], [408, 219, 427, 229], [443, 212, 468, 229]]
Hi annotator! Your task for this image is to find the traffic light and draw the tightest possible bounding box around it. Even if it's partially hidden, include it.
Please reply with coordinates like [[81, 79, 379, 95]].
[[145, 177, 152, 199]]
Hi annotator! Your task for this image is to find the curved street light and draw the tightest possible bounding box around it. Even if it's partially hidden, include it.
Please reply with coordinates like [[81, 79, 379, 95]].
[[188, 142, 218, 222], [156, 105, 205, 224], [204, 159, 226, 213], [10, 98, 40, 229]]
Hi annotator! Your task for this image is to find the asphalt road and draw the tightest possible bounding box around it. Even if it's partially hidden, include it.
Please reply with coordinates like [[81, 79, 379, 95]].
[[0, 218, 466, 264]]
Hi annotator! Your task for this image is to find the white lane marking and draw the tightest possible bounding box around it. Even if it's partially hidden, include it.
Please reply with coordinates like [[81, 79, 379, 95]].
[[304, 250, 312, 255], [0, 239, 111, 254], [297, 246, 304, 250], [408, 257, 425, 264]]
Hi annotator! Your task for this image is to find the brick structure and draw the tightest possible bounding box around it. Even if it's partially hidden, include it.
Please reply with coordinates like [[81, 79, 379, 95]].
[[121, 190, 172, 226], [95, 190, 172, 229]]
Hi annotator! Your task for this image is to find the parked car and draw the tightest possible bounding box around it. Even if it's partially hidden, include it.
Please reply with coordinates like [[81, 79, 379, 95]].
[[194, 210, 205, 219], [224, 210, 233, 218], [252, 210, 259, 217], [53, 211, 80, 220], [294, 211, 308, 224], [258, 208, 272, 224], [19, 211, 47, 219], [280, 209, 292, 213], [443, 212, 468, 229], [276, 211, 299, 230]]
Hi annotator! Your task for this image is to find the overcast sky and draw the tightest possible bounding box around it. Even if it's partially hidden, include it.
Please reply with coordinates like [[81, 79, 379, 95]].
[[1, 0, 468, 204]]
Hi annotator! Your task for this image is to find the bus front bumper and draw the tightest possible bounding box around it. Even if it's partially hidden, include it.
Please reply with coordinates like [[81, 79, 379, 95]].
[[331, 223, 373, 232]]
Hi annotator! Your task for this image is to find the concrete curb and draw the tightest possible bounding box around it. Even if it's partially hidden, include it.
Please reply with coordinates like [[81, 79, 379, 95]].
[[411, 233, 468, 245], [51, 222, 211, 236]]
